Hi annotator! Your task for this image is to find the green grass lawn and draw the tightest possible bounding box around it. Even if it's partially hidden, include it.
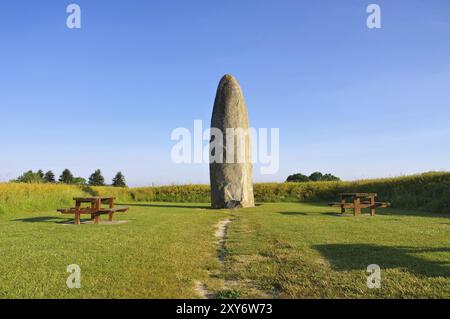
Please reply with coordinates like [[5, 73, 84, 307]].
[[0, 202, 449, 298]]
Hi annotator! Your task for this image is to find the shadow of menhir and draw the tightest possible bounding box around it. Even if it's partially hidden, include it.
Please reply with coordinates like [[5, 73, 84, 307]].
[[279, 212, 308, 216], [313, 244, 450, 278], [121, 203, 211, 209], [321, 212, 349, 217]]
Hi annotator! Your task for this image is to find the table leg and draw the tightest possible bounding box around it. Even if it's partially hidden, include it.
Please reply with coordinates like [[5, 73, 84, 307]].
[[340, 196, 346, 213], [370, 195, 376, 216], [95, 199, 101, 223], [354, 197, 361, 216], [109, 198, 115, 222], [90, 201, 95, 220], [74, 200, 82, 224], [75, 213, 81, 225]]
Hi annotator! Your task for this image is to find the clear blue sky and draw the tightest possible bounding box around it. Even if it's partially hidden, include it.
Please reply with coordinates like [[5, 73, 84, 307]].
[[0, 0, 449, 186]]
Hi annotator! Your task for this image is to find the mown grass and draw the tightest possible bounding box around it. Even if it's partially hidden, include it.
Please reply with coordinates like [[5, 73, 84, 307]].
[[222, 203, 450, 298], [0, 202, 448, 298], [0, 203, 228, 298]]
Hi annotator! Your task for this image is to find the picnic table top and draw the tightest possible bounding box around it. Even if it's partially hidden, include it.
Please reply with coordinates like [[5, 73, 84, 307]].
[[73, 197, 115, 202], [339, 193, 377, 197]]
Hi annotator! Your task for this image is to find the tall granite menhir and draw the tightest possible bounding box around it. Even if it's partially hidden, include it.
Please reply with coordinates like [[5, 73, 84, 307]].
[[210, 74, 255, 209]]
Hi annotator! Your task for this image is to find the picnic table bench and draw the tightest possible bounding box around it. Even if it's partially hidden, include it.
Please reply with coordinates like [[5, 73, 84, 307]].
[[57, 197, 129, 225], [328, 193, 390, 216]]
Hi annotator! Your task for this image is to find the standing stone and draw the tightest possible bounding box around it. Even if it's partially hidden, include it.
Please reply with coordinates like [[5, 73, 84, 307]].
[[210, 74, 255, 209]]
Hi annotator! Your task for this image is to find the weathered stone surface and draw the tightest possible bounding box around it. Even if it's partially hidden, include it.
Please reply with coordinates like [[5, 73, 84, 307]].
[[210, 74, 255, 209]]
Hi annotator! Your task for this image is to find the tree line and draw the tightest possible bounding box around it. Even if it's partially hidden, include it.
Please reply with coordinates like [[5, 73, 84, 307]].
[[12, 169, 127, 187], [286, 172, 341, 183]]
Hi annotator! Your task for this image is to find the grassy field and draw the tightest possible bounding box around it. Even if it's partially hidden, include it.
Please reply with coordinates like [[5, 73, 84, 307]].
[[0, 202, 448, 298], [224, 203, 450, 298]]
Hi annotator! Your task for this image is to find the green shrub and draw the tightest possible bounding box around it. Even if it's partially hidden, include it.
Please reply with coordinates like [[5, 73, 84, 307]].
[[12, 171, 45, 184], [286, 173, 309, 183], [286, 172, 340, 183]]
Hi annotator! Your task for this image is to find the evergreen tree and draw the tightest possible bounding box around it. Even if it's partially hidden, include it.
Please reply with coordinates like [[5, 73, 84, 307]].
[[112, 172, 127, 187], [59, 169, 74, 184], [44, 170, 56, 183], [88, 169, 105, 186]]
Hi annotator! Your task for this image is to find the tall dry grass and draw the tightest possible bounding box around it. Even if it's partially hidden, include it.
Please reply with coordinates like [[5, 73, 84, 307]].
[[0, 183, 86, 215], [1, 172, 449, 214]]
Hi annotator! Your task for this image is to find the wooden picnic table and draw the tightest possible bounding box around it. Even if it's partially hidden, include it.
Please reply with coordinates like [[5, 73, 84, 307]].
[[58, 197, 128, 225], [329, 193, 390, 216]]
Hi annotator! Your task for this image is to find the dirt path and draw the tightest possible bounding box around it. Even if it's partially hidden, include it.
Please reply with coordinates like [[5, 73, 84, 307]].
[[195, 219, 232, 299], [215, 219, 231, 262]]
